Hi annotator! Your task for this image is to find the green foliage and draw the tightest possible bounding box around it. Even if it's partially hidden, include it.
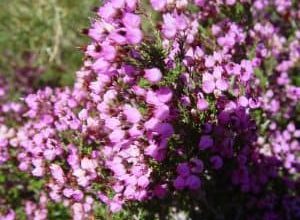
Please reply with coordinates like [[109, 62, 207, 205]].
[[291, 66, 300, 87], [93, 202, 151, 220], [220, 2, 252, 26], [48, 203, 70, 220], [254, 68, 268, 90], [0, 0, 99, 87], [0, 162, 45, 219], [160, 62, 185, 87]]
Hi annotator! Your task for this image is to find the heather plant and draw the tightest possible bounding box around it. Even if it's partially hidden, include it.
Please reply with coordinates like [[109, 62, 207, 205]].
[[0, 0, 300, 220]]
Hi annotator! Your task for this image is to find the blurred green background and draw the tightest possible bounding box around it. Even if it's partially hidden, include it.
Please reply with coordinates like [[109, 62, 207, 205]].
[[0, 0, 99, 87]]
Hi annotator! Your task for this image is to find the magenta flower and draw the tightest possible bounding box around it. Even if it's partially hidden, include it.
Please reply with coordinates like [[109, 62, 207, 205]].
[[194, 0, 205, 6], [2, 0, 300, 218], [176, 163, 190, 177], [162, 14, 177, 39], [190, 158, 204, 173], [210, 155, 223, 170], [137, 176, 150, 188], [122, 13, 141, 28], [92, 58, 110, 73], [238, 96, 249, 107], [50, 164, 65, 184], [109, 201, 122, 213], [226, 0, 236, 6], [173, 176, 185, 190], [153, 184, 168, 199], [153, 123, 174, 138], [153, 104, 170, 120], [215, 79, 229, 91], [155, 87, 173, 103], [202, 80, 215, 94], [109, 129, 125, 143], [105, 118, 121, 130], [98, 3, 117, 21], [186, 175, 201, 190], [197, 98, 209, 110], [150, 0, 167, 11], [123, 104, 141, 123], [81, 157, 97, 171], [198, 135, 214, 150], [144, 68, 162, 84], [126, 27, 143, 44], [202, 71, 228, 94], [101, 42, 117, 61]]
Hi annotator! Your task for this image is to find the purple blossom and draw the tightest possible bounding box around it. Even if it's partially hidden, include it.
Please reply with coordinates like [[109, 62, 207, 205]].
[[198, 135, 214, 150]]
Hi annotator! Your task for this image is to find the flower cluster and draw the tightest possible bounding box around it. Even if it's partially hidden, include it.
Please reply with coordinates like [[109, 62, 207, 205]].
[[0, 0, 300, 219]]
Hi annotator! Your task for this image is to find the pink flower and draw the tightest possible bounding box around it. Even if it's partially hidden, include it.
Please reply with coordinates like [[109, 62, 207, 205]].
[[145, 118, 160, 131], [137, 176, 150, 188], [154, 104, 170, 120], [136, 190, 147, 201], [109, 200, 122, 213], [72, 203, 84, 220], [156, 87, 173, 103], [81, 157, 97, 171], [109, 129, 125, 143], [162, 14, 177, 39], [215, 79, 229, 91], [98, 3, 117, 21], [126, 27, 143, 44], [1, 210, 15, 220], [122, 13, 140, 28], [146, 90, 161, 105], [110, 30, 127, 45], [92, 58, 110, 73], [112, 163, 127, 177], [63, 188, 74, 198], [67, 154, 79, 169], [175, 13, 188, 30], [129, 124, 143, 137], [150, 0, 167, 11], [124, 185, 136, 199], [202, 80, 215, 94], [78, 109, 88, 120], [204, 56, 215, 68], [73, 190, 84, 201], [144, 143, 159, 157], [145, 143, 166, 161], [226, 0, 236, 5], [197, 98, 209, 110], [50, 164, 65, 184], [125, 0, 137, 10], [240, 60, 253, 82], [101, 42, 117, 61], [194, 0, 205, 6], [105, 118, 121, 130], [74, 170, 90, 187], [111, 0, 125, 9], [32, 159, 44, 177], [144, 68, 162, 84], [123, 104, 141, 123]]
